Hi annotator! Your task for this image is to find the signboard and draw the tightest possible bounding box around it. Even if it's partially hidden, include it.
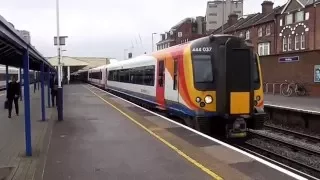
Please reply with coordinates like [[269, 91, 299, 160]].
[[278, 56, 299, 63], [314, 65, 320, 83], [54, 36, 68, 46]]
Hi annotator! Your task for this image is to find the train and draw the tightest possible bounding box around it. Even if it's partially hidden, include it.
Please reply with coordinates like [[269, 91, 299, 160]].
[[79, 34, 268, 138], [0, 65, 39, 90]]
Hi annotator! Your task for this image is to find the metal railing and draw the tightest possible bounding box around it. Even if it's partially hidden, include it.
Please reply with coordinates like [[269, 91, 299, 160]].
[[264, 82, 282, 95], [264, 81, 308, 96]]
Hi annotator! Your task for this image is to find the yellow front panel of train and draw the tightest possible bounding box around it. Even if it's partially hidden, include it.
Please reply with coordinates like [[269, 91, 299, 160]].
[[230, 92, 250, 114]]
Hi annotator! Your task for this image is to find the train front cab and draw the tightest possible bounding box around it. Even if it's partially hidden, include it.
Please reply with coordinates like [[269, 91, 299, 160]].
[[212, 35, 267, 138], [189, 35, 268, 138]]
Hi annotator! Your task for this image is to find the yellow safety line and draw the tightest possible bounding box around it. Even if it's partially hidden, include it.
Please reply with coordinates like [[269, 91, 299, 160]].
[[83, 85, 223, 180]]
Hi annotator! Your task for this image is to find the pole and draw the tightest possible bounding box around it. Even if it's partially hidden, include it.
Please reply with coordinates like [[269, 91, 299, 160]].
[[56, 0, 63, 121], [41, 63, 46, 121], [19, 68, 22, 101], [222, 1, 225, 33], [47, 69, 51, 108], [23, 49, 32, 156], [152, 34, 154, 52]]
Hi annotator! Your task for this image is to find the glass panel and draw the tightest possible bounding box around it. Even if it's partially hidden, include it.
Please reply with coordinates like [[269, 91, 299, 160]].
[[192, 55, 213, 83]]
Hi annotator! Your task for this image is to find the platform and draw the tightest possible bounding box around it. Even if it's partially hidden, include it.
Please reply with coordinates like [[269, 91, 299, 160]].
[[0, 87, 54, 180], [264, 94, 320, 113], [37, 84, 305, 180]]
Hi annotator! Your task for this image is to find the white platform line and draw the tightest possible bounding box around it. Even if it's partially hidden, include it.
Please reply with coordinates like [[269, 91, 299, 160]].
[[88, 84, 311, 180], [264, 102, 320, 115]]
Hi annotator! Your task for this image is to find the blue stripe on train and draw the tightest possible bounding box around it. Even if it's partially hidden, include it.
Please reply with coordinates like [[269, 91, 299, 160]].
[[107, 85, 217, 118]]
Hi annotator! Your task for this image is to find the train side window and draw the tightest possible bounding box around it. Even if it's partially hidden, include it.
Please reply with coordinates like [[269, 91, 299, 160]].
[[173, 59, 178, 90], [144, 65, 155, 86]]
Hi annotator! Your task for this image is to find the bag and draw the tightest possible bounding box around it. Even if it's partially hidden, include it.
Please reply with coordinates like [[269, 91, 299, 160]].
[[4, 100, 8, 109]]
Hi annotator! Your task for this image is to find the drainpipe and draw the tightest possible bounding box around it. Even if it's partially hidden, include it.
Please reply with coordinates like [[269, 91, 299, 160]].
[[314, 1, 318, 50], [274, 18, 277, 54]]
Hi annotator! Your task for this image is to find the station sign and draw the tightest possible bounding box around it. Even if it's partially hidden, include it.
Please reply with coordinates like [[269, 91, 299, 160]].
[[278, 56, 299, 63]]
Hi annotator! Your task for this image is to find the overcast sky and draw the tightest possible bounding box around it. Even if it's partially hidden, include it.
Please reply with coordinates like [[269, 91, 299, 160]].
[[0, 0, 287, 60]]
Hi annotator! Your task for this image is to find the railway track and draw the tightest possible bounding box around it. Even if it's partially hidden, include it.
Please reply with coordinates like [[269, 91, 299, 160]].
[[264, 124, 320, 143], [243, 128, 320, 179]]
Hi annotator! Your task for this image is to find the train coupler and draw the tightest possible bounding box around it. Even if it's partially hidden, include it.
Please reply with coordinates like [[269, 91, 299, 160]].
[[226, 118, 247, 138]]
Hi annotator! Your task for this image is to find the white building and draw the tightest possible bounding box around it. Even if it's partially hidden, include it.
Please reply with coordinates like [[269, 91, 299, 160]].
[[205, 0, 243, 33]]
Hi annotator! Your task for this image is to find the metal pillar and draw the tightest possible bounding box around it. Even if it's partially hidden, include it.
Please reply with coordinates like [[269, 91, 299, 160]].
[[23, 49, 32, 156], [38, 72, 40, 90], [56, 0, 63, 121], [33, 72, 36, 93], [5, 65, 9, 89], [47, 69, 51, 108], [41, 63, 46, 121], [67, 66, 70, 84], [19, 68, 22, 101]]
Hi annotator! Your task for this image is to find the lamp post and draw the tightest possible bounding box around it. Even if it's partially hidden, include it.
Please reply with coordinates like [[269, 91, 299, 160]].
[[54, 0, 68, 121], [124, 49, 128, 60], [152, 32, 157, 52]]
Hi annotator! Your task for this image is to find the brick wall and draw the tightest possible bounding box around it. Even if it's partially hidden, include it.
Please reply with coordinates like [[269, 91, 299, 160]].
[[260, 50, 320, 96]]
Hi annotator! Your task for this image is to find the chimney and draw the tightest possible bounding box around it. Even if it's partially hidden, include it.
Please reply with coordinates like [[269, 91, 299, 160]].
[[261, 1, 274, 14], [228, 13, 238, 26]]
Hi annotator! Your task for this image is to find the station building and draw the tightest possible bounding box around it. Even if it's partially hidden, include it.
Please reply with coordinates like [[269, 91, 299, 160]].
[[212, 0, 320, 96]]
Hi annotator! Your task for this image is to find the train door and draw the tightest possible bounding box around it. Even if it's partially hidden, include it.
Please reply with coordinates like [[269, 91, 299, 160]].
[[105, 68, 108, 87], [172, 57, 179, 102], [225, 39, 253, 115], [156, 60, 165, 109]]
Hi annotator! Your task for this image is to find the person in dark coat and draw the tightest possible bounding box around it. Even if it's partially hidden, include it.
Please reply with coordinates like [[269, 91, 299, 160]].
[[50, 75, 58, 107], [7, 76, 20, 118]]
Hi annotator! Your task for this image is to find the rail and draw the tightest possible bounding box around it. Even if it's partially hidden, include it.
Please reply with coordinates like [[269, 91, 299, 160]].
[[264, 82, 282, 95]]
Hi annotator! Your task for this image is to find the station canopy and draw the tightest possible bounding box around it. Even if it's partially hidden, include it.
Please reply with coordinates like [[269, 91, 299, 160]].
[[0, 15, 54, 71]]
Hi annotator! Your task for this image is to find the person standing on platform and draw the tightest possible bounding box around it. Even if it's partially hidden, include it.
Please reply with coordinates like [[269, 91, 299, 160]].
[[50, 75, 58, 107], [6, 76, 20, 118]]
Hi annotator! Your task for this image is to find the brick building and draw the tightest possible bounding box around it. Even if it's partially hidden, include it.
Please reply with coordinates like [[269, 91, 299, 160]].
[[212, 0, 320, 96], [156, 17, 206, 50]]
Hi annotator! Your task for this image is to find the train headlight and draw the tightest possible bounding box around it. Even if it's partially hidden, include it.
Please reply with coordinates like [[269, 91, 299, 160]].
[[256, 95, 261, 101], [204, 95, 213, 104], [196, 97, 201, 103]]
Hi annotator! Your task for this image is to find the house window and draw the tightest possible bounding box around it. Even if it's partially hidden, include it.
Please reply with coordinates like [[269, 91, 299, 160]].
[[305, 12, 310, 20], [301, 34, 305, 49], [245, 30, 250, 40], [209, 13, 217, 16], [288, 36, 292, 51], [266, 25, 271, 35], [295, 35, 301, 50], [258, 42, 270, 56], [295, 11, 304, 22], [285, 14, 293, 25], [258, 27, 263, 37], [280, 19, 283, 26], [283, 37, 287, 51]]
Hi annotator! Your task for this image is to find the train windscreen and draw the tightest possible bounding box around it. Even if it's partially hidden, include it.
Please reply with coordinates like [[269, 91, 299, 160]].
[[192, 54, 213, 83]]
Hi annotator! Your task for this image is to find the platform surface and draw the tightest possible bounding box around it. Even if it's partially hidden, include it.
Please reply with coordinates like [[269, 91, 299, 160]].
[[0, 85, 54, 180], [40, 84, 302, 180], [264, 94, 320, 112]]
